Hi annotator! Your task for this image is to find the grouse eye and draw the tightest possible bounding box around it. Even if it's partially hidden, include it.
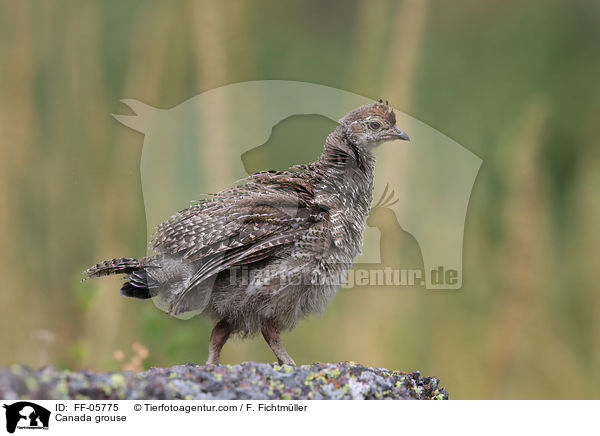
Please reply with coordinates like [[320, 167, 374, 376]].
[[368, 121, 382, 130]]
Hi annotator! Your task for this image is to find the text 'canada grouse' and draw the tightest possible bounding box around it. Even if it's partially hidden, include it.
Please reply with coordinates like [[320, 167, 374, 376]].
[[84, 100, 410, 365]]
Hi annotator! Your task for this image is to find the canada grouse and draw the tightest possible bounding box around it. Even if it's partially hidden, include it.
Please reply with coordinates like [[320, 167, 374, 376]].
[[84, 100, 410, 365]]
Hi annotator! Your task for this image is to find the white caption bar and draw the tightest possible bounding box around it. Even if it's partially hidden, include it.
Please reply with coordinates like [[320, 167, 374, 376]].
[[1, 400, 597, 435]]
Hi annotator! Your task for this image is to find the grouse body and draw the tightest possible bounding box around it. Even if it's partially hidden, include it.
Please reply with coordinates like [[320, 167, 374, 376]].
[[84, 101, 409, 365]]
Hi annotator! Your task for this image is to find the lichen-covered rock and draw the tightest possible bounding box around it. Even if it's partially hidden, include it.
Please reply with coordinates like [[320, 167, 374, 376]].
[[0, 362, 448, 400]]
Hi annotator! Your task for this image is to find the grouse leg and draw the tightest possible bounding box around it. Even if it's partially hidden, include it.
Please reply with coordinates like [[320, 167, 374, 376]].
[[262, 323, 296, 366], [206, 320, 232, 365]]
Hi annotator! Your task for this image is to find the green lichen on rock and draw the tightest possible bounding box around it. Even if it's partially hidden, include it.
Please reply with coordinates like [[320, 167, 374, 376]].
[[0, 362, 448, 400]]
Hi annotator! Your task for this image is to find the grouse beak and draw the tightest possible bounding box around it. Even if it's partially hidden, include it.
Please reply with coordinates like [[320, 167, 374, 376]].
[[391, 126, 410, 141]]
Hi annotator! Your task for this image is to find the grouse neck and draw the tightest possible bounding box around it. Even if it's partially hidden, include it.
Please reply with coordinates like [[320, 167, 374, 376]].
[[313, 126, 376, 229], [312, 126, 376, 258], [316, 126, 376, 179]]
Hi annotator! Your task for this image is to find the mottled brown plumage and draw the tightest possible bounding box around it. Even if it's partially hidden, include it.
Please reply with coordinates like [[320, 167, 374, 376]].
[[84, 101, 409, 365]]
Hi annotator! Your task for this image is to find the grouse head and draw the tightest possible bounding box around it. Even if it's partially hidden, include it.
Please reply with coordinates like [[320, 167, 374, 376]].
[[339, 99, 409, 149]]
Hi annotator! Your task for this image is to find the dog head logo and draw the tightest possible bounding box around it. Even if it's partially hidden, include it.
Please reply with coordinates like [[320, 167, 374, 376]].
[[3, 402, 50, 433], [114, 81, 481, 300]]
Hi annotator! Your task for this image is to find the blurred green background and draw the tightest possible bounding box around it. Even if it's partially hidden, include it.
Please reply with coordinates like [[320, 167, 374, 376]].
[[1, 0, 599, 399]]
